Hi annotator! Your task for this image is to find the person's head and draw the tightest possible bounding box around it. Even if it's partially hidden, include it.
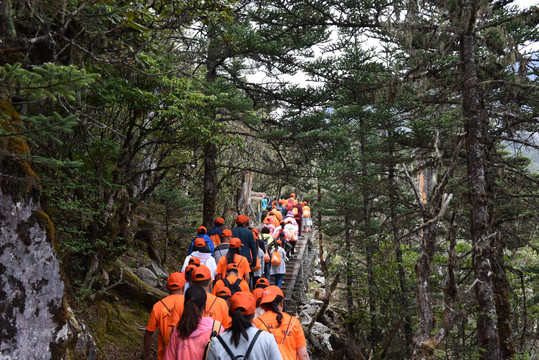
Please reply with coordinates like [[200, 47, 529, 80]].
[[260, 286, 285, 326], [280, 222, 285, 228], [193, 237, 210, 253], [276, 240, 283, 248], [226, 263, 240, 277], [216, 287, 231, 302], [214, 217, 225, 227], [184, 264, 198, 285], [290, 193, 295, 198], [235, 215, 249, 227], [251, 228, 259, 240], [227, 292, 256, 347], [286, 211, 294, 218], [188, 257, 201, 266], [278, 231, 286, 240], [191, 265, 212, 290], [166, 272, 186, 294], [255, 277, 269, 289], [177, 286, 207, 339], [261, 227, 270, 234], [197, 226, 207, 235], [227, 238, 242, 264], [221, 229, 233, 243]]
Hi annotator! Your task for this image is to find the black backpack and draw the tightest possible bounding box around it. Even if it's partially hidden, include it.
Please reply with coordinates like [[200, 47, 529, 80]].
[[222, 277, 242, 295]]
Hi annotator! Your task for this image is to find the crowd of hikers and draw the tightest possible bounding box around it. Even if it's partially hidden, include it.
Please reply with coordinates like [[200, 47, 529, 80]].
[[144, 194, 313, 360]]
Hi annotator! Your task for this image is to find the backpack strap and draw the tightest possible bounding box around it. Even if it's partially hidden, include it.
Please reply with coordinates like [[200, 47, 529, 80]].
[[233, 278, 242, 287], [207, 297, 218, 312], [245, 330, 263, 359], [223, 278, 231, 288], [281, 315, 295, 344], [203, 320, 222, 360], [216, 335, 237, 360], [257, 318, 272, 334]]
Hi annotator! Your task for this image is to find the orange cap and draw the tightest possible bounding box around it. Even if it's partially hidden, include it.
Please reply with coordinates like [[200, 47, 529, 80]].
[[278, 199, 286, 205], [290, 193, 295, 198], [252, 228, 259, 235], [276, 240, 283, 246], [192, 265, 211, 282], [217, 287, 231, 298], [167, 272, 186, 290], [236, 215, 249, 224], [188, 257, 201, 266], [255, 278, 269, 288], [185, 264, 197, 274], [252, 288, 264, 302], [214, 217, 225, 225], [227, 263, 239, 271], [259, 285, 284, 305], [197, 226, 207, 234], [229, 292, 256, 315], [221, 229, 233, 237], [230, 238, 242, 248], [193, 237, 206, 248]]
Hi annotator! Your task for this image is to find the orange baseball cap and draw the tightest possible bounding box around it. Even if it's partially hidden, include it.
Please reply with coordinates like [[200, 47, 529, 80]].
[[189, 257, 201, 266], [184, 264, 197, 274], [217, 287, 231, 298], [230, 238, 242, 248], [227, 263, 239, 271], [259, 285, 284, 305], [167, 272, 186, 290], [278, 199, 286, 205], [276, 240, 283, 246], [290, 193, 295, 198], [197, 226, 207, 234], [252, 288, 264, 302], [192, 265, 211, 282], [229, 292, 256, 315], [221, 229, 233, 237], [236, 215, 249, 224], [255, 278, 269, 288], [214, 217, 225, 225], [193, 237, 206, 248]]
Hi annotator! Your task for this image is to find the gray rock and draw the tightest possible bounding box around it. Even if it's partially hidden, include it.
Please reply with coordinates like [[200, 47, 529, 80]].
[[0, 191, 67, 359], [150, 262, 169, 280], [313, 275, 325, 284], [136, 267, 158, 287]]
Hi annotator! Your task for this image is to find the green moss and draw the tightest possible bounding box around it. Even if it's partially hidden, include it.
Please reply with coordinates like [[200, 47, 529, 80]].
[[85, 299, 149, 359], [33, 210, 55, 242]]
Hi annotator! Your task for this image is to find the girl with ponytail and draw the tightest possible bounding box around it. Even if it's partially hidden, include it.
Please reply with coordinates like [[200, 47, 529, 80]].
[[206, 292, 281, 360], [253, 286, 310, 360], [164, 286, 222, 360]]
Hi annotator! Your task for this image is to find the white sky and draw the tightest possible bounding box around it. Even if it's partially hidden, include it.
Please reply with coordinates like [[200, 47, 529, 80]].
[[249, 0, 538, 86]]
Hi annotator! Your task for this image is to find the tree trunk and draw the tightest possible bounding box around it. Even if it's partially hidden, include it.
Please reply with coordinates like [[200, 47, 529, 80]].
[[460, 2, 500, 357], [203, 142, 218, 228], [344, 216, 355, 335], [237, 171, 255, 218]]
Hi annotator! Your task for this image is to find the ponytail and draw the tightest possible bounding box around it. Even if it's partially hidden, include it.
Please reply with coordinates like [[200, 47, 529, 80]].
[[228, 309, 253, 347], [261, 295, 284, 327], [226, 247, 240, 265], [177, 286, 206, 339]]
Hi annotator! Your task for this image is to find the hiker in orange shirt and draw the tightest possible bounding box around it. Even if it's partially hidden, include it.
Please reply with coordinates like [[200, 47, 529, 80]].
[[253, 286, 309, 360], [252, 278, 270, 319], [216, 238, 250, 282], [144, 273, 186, 360], [170, 265, 232, 329], [212, 263, 250, 296]]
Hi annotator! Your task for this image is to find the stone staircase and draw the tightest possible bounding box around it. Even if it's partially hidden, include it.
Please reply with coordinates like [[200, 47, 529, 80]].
[[281, 232, 315, 313]]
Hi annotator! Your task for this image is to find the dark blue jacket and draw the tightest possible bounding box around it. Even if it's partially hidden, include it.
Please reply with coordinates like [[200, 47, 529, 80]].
[[231, 225, 257, 265]]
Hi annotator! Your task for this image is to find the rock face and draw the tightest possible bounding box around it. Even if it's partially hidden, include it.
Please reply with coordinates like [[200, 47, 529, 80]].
[[0, 191, 67, 359]]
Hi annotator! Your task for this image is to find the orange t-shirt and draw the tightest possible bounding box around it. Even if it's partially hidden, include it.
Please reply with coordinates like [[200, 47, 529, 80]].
[[170, 292, 232, 329], [146, 293, 184, 360], [216, 254, 251, 280], [212, 275, 250, 296], [253, 311, 306, 358]]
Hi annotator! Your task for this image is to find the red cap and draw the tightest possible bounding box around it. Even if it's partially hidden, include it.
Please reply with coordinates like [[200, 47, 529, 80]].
[[192, 265, 211, 282], [193, 237, 206, 248], [236, 215, 249, 224], [259, 285, 284, 305], [221, 229, 233, 237], [214, 217, 225, 225], [189, 257, 201, 266], [167, 272, 186, 290], [230, 238, 242, 248], [217, 287, 231, 298], [197, 226, 207, 234], [229, 292, 256, 315], [255, 278, 269, 288]]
